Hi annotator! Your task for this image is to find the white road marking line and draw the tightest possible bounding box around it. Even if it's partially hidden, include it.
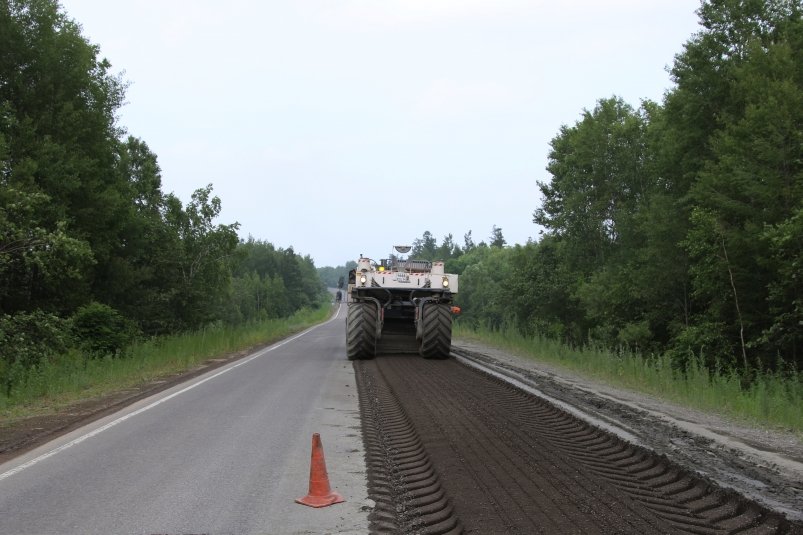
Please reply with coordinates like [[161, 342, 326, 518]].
[[0, 306, 343, 482]]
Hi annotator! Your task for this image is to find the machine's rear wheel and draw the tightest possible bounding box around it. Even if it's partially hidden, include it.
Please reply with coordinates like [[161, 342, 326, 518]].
[[346, 302, 377, 360], [419, 304, 452, 359]]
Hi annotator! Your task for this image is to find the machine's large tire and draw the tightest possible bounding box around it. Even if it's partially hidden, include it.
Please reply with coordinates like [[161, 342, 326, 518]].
[[419, 303, 452, 359], [346, 302, 377, 360]]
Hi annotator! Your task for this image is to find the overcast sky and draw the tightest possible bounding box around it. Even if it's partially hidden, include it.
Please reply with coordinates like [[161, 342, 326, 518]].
[[59, 0, 702, 267]]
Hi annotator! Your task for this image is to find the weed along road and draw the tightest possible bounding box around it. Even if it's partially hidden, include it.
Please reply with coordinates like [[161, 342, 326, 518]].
[[0, 306, 369, 535]]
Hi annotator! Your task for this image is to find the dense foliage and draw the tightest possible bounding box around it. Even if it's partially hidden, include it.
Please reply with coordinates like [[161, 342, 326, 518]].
[[2, 0, 800, 398], [230, 239, 326, 323], [0, 0, 327, 391], [318, 261, 357, 290], [413, 0, 802, 373]]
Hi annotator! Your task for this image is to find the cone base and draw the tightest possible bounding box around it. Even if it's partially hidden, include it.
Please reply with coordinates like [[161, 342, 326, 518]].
[[295, 491, 345, 508]]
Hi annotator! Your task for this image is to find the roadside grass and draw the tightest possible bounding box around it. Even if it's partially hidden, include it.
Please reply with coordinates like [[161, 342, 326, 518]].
[[455, 325, 803, 435], [0, 306, 332, 420]]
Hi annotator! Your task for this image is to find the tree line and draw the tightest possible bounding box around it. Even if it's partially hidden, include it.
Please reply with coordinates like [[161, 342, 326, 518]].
[[0, 0, 327, 389], [408, 1, 802, 373]]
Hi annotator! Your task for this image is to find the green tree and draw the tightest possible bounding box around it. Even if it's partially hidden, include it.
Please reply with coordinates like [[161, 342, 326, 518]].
[[411, 231, 438, 260], [504, 238, 585, 344], [233, 239, 327, 320], [761, 208, 803, 361], [0, 0, 125, 314], [0, 310, 70, 395], [91, 137, 184, 334], [672, 0, 802, 369], [0, 187, 94, 313], [533, 97, 655, 347], [454, 246, 513, 329], [489, 225, 506, 248], [71, 301, 135, 358], [317, 261, 357, 288], [463, 230, 476, 253], [535, 97, 649, 270], [163, 185, 240, 329], [436, 233, 461, 260]]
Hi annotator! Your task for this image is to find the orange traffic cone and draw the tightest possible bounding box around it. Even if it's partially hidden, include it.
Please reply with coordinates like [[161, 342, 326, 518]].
[[295, 433, 345, 508]]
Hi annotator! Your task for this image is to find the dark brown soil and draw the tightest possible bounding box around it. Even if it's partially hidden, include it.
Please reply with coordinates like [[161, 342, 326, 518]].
[[356, 354, 803, 534], [452, 341, 803, 524]]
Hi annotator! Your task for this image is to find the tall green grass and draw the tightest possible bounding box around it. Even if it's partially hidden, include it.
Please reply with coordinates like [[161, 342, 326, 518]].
[[455, 325, 803, 434], [0, 306, 332, 418]]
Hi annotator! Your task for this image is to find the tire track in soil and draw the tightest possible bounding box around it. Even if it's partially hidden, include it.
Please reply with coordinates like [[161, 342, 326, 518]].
[[355, 358, 461, 534], [400, 358, 669, 534], [355, 355, 803, 534]]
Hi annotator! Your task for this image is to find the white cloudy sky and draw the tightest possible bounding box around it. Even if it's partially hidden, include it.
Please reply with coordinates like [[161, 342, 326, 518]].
[[59, 1, 701, 267]]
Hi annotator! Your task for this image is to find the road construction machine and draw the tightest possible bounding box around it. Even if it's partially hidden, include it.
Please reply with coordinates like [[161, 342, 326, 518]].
[[346, 246, 459, 359]]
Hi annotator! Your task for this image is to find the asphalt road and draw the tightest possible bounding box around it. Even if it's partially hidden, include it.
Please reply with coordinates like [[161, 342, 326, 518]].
[[0, 305, 368, 535]]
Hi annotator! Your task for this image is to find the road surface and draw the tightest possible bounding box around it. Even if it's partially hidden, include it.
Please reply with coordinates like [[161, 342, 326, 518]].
[[0, 306, 368, 535]]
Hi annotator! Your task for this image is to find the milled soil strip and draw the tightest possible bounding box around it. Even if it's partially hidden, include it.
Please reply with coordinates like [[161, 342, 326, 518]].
[[356, 354, 803, 535], [355, 359, 462, 534]]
